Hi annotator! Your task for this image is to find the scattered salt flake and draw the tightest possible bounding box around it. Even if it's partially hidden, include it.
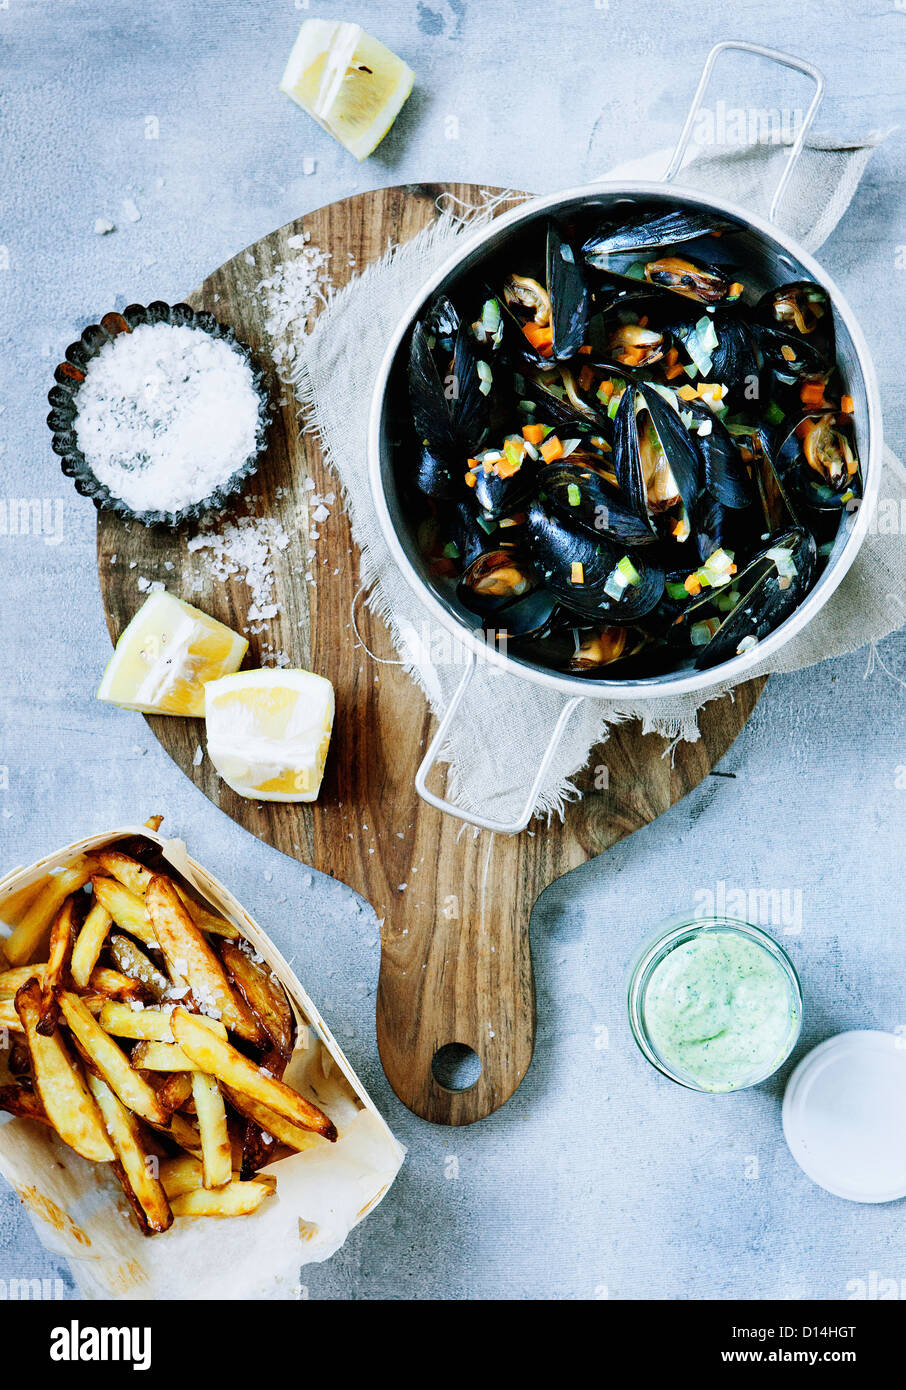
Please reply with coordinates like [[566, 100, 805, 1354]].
[[94, 218, 116, 235], [254, 241, 333, 376], [187, 515, 292, 631], [122, 198, 141, 223], [136, 576, 164, 594], [193, 744, 203, 766], [311, 504, 330, 523]]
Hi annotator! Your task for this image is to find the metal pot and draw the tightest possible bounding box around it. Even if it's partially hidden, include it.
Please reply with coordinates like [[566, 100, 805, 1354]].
[[368, 42, 883, 833]]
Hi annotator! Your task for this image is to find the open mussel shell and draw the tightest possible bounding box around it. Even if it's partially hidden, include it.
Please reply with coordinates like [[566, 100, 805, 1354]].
[[613, 382, 700, 535], [539, 461, 660, 547], [758, 280, 835, 362], [582, 209, 735, 263], [774, 412, 861, 514], [516, 365, 610, 434], [500, 221, 591, 369], [526, 499, 664, 622], [683, 398, 753, 509], [688, 526, 817, 670], [409, 295, 489, 457], [457, 549, 557, 639]]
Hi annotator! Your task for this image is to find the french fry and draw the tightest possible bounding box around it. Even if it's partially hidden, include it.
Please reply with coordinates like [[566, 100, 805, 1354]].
[[88, 966, 151, 1002], [173, 886, 239, 940], [0, 1083, 50, 1126], [239, 1118, 274, 1178], [158, 1154, 213, 1198], [0, 999, 24, 1031], [171, 1009, 337, 1141], [0, 964, 45, 990], [98, 1003, 176, 1042], [131, 1041, 198, 1071], [96, 851, 238, 939], [85, 1072, 173, 1236], [90, 876, 158, 948], [5, 860, 94, 965], [37, 898, 77, 1035], [0, 879, 43, 929], [191, 1072, 232, 1189], [14, 980, 114, 1162], [95, 849, 156, 897], [107, 934, 169, 1001], [57, 991, 170, 1126], [145, 878, 261, 1043], [153, 1071, 193, 1113], [144, 815, 164, 833], [220, 939, 294, 1059], [71, 901, 113, 990], [158, 1112, 203, 1157], [223, 1086, 327, 1155], [169, 1176, 275, 1219]]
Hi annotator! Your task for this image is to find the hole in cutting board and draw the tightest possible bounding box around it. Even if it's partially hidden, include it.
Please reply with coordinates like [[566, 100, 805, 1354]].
[[431, 1043, 482, 1092]]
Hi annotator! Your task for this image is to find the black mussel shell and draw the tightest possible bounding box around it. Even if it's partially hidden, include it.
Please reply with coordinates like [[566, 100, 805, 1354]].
[[709, 311, 760, 395], [775, 412, 861, 514], [582, 209, 735, 263], [758, 281, 834, 362], [613, 382, 700, 534], [415, 441, 459, 500], [751, 321, 831, 385], [409, 297, 489, 456], [547, 222, 592, 360], [526, 500, 664, 622], [690, 527, 816, 669], [539, 460, 659, 547], [443, 499, 491, 568], [472, 451, 539, 519], [683, 398, 753, 509], [457, 549, 557, 639], [593, 253, 735, 306]]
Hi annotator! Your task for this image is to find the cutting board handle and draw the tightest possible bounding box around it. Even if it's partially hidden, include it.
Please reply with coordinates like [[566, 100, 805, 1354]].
[[375, 824, 536, 1126]]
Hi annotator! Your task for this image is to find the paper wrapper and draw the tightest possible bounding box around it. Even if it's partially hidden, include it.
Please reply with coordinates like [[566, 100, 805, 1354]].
[[0, 827, 406, 1300]]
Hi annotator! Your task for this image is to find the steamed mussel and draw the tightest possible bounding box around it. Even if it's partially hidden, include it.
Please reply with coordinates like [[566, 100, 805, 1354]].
[[399, 204, 861, 681]]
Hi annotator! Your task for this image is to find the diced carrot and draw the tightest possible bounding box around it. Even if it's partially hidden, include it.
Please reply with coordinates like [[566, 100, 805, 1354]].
[[665, 361, 685, 380], [495, 456, 520, 480], [540, 436, 564, 463], [728, 282, 744, 297], [523, 322, 553, 356], [570, 562, 585, 586], [800, 381, 826, 408], [522, 423, 545, 445], [728, 563, 737, 574], [684, 573, 702, 596], [577, 344, 592, 356], [665, 347, 679, 365], [464, 471, 476, 487], [841, 395, 854, 414], [621, 347, 645, 366], [781, 344, 796, 362], [578, 365, 595, 392], [597, 379, 614, 399], [676, 384, 699, 402], [638, 315, 649, 328]]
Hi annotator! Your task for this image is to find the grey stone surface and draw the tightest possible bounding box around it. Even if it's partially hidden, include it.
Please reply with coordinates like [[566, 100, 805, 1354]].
[[1, 0, 906, 1300]]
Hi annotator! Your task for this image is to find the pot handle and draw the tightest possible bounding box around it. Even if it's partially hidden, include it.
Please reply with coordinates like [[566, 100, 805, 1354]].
[[663, 40, 826, 224], [414, 651, 585, 834]]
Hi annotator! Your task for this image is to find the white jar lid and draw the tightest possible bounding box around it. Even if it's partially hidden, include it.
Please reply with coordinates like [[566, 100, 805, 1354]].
[[782, 1030, 906, 1203]]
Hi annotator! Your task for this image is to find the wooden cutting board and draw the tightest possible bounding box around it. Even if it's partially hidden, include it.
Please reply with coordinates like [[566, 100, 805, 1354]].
[[96, 183, 765, 1125]]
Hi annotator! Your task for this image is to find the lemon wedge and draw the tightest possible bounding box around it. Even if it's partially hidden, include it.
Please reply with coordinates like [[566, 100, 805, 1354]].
[[280, 19, 414, 161], [97, 591, 248, 718], [204, 668, 334, 802]]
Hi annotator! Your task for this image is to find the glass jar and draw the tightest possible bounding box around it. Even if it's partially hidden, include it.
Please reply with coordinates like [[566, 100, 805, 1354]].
[[627, 915, 802, 1093]]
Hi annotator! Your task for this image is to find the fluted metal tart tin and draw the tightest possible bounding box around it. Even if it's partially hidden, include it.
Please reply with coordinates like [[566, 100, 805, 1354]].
[[47, 300, 271, 528]]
